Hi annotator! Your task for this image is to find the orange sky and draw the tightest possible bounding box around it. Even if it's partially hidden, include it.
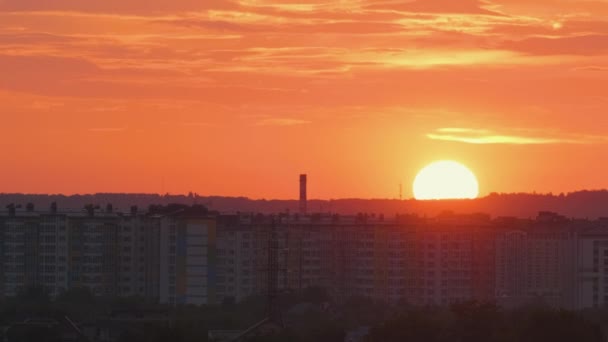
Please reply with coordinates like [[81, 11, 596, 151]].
[[1, 0, 608, 199]]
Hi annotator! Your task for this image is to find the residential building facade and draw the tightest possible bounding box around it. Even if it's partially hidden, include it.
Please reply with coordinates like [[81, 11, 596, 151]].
[[1, 206, 607, 311]]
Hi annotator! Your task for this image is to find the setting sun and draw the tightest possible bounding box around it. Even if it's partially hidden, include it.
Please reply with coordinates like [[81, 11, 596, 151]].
[[413, 161, 479, 200]]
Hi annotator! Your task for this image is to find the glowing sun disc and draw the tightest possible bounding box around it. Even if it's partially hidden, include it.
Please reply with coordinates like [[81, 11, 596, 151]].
[[413, 161, 479, 200]]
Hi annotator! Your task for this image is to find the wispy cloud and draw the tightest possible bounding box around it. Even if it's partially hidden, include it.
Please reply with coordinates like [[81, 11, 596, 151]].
[[255, 118, 311, 126], [26, 100, 64, 110], [90, 105, 125, 112], [436, 127, 491, 134], [365, 0, 503, 16], [0, 0, 238, 14], [428, 127, 608, 145], [572, 66, 608, 72]]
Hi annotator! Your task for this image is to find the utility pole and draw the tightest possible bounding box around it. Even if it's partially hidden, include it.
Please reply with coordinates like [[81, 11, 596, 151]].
[[231, 216, 285, 342], [267, 216, 283, 326]]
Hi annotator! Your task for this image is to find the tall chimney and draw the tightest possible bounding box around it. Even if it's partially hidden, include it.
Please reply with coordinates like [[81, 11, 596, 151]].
[[299, 174, 307, 215]]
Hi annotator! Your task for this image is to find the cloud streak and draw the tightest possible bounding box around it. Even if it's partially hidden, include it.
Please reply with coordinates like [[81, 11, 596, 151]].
[[428, 128, 608, 145], [0, 0, 238, 13], [366, 0, 503, 16]]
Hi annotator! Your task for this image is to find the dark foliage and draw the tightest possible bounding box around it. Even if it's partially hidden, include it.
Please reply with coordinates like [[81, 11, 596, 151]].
[[3, 287, 605, 342], [366, 301, 605, 342]]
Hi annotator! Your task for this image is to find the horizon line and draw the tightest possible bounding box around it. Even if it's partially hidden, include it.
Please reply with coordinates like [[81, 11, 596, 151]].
[[1, 189, 608, 202]]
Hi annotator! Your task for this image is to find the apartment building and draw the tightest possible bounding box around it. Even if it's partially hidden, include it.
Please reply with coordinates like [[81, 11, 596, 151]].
[[0, 205, 163, 300], [575, 220, 608, 309], [212, 213, 495, 307], [117, 208, 160, 299], [215, 214, 274, 303], [2, 206, 608, 310], [0, 208, 70, 298], [158, 208, 217, 306], [494, 213, 580, 310], [396, 215, 495, 306]]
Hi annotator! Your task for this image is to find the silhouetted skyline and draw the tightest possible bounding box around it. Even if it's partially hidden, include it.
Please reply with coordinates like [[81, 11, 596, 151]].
[[4, 190, 608, 218]]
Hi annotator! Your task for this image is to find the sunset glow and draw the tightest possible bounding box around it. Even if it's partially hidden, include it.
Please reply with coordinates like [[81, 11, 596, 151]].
[[1, 0, 608, 198], [413, 161, 479, 200]]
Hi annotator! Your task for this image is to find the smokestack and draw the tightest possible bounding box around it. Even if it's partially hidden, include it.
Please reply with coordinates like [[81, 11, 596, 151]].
[[299, 174, 307, 215]]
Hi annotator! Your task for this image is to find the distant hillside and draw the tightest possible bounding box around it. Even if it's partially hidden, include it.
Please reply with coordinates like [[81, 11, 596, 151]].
[[1, 191, 608, 218]]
